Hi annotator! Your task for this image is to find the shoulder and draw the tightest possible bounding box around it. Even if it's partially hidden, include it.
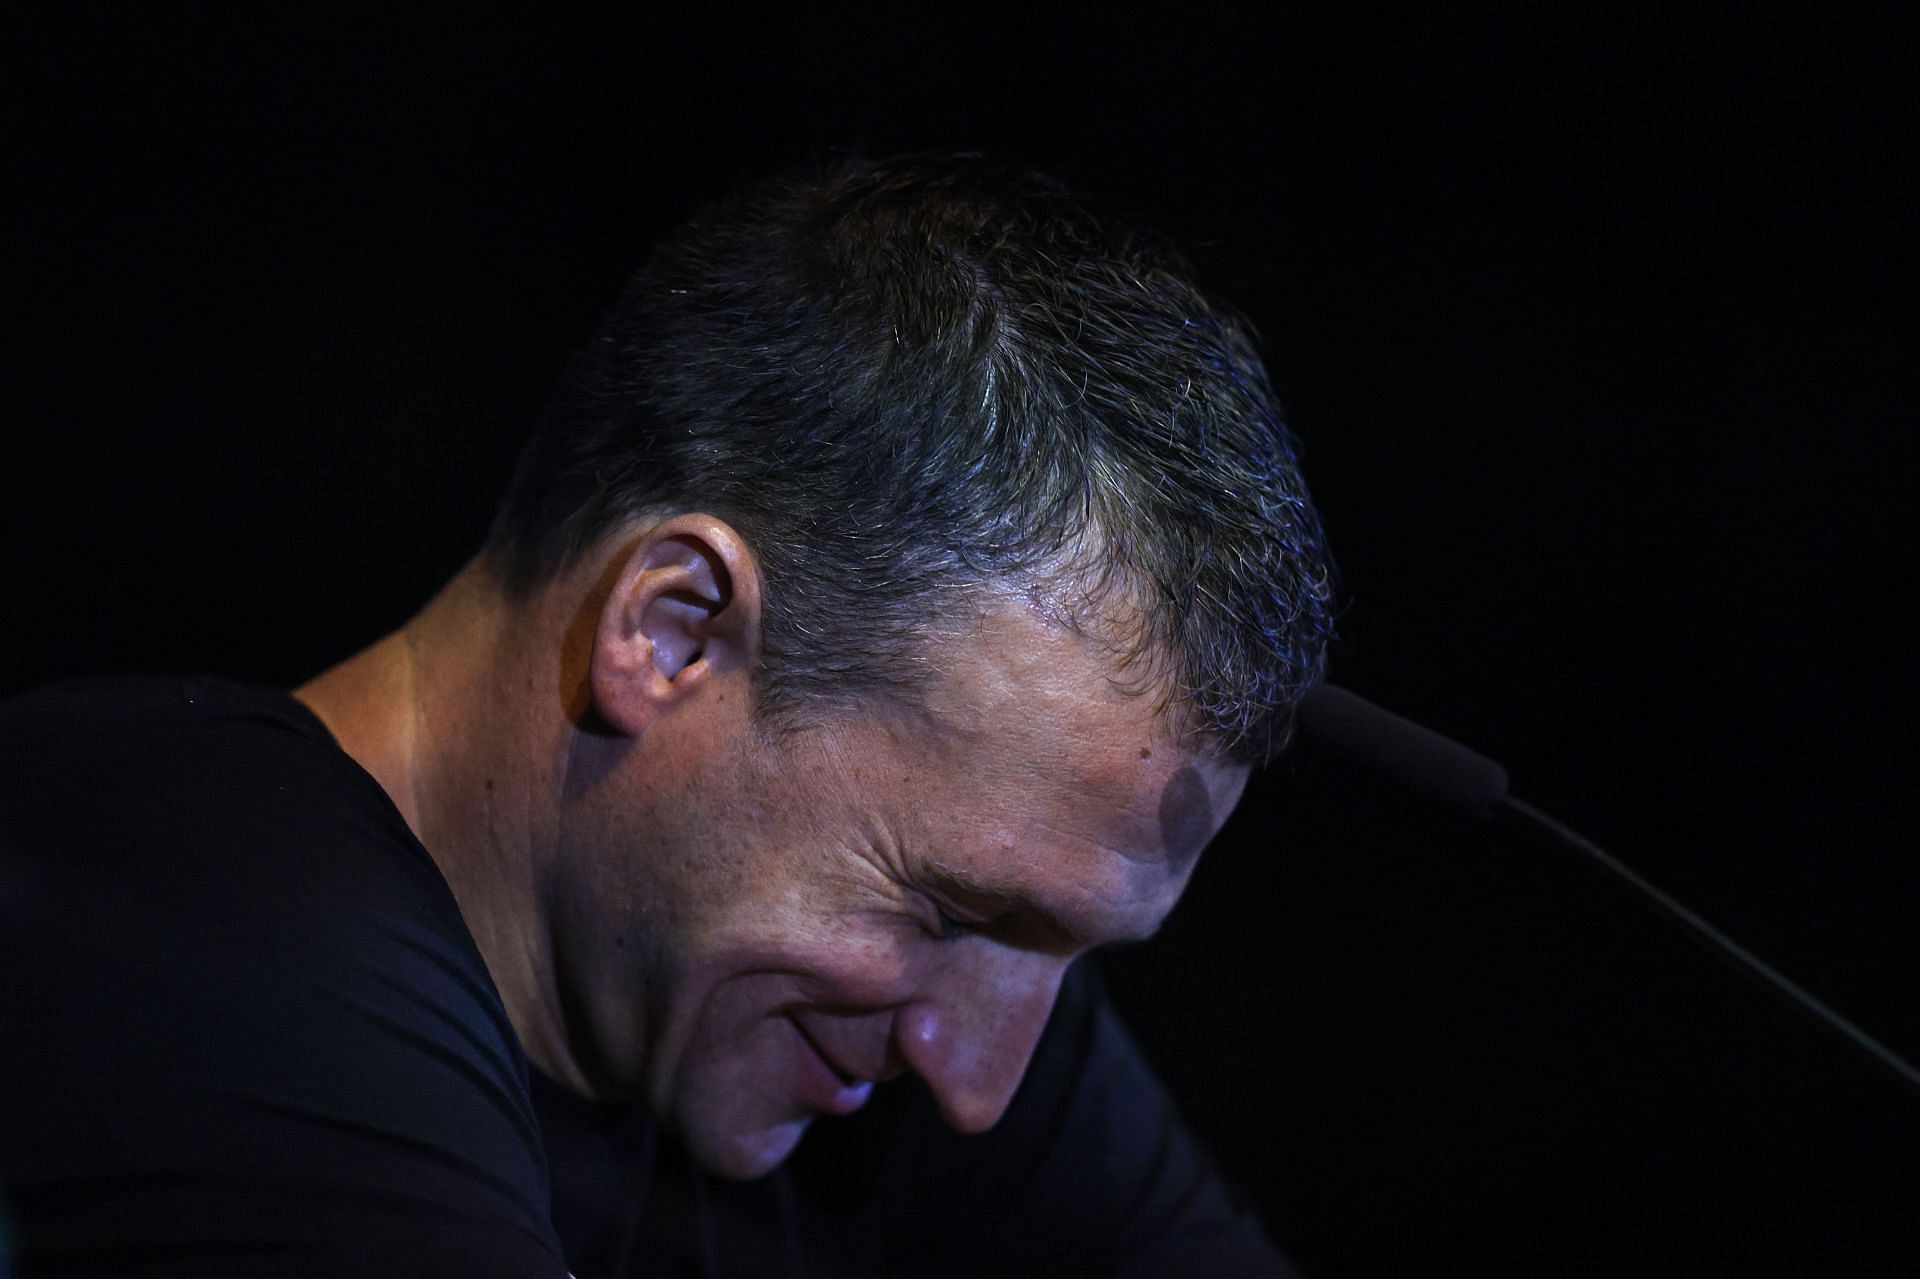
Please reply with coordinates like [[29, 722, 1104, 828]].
[[2, 676, 380, 846], [1, 675, 484, 976], [0, 677, 567, 1275]]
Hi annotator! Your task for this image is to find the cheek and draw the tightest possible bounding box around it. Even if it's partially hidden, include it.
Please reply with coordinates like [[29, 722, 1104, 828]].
[[663, 843, 931, 1005], [672, 921, 928, 1028]]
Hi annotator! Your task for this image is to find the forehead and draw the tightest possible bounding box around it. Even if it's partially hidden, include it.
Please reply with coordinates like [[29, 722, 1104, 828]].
[[870, 601, 1248, 938]]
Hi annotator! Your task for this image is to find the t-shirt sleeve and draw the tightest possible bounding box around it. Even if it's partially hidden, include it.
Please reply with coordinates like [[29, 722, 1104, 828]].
[[789, 959, 1298, 1277], [0, 681, 570, 1277]]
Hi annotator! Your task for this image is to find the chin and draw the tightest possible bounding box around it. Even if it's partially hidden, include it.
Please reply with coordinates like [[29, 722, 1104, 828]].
[[691, 1115, 814, 1180]]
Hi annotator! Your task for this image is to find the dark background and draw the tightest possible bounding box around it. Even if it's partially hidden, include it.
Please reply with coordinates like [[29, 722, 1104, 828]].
[[7, 9, 1915, 1274]]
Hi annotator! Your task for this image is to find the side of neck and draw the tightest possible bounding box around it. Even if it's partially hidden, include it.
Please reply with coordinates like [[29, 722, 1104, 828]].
[[293, 561, 572, 1078], [294, 628, 423, 831]]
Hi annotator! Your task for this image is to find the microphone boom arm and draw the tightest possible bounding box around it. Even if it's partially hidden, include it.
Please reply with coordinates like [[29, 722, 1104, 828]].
[[1295, 683, 1920, 1099]]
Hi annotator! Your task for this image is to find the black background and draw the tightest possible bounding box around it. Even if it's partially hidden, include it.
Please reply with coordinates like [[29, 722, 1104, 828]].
[[7, 9, 1915, 1274]]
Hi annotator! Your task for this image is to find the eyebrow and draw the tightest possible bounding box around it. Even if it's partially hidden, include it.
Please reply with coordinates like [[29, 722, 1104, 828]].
[[922, 861, 1164, 953]]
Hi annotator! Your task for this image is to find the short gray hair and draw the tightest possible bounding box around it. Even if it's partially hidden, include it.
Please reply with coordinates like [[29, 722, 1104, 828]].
[[485, 154, 1336, 763]]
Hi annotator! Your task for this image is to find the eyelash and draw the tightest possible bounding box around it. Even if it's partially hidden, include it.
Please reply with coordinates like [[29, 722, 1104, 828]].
[[929, 900, 975, 941]]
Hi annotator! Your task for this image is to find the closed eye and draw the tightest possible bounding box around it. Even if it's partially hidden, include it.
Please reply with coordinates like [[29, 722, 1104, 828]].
[[920, 864, 1084, 955], [929, 898, 980, 942]]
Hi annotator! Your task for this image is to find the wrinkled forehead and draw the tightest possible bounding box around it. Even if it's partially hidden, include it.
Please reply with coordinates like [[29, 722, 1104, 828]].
[[907, 600, 1247, 867]]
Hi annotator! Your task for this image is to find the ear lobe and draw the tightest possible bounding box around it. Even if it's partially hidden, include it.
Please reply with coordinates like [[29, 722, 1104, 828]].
[[588, 521, 760, 737]]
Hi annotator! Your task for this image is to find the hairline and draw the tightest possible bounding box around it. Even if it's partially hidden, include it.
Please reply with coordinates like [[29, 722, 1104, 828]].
[[490, 510, 1232, 759]]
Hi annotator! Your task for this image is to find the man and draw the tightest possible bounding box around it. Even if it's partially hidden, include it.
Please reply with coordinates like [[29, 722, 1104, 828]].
[[1, 155, 1334, 1275]]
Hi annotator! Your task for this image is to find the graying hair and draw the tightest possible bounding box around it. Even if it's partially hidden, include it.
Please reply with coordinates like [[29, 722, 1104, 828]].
[[486, 154, 1336, 763]]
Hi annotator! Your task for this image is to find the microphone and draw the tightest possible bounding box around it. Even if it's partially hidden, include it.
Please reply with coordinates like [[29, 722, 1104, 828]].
[[1294, 683, 1508, 819], [1293, 682, 1920, 1098]]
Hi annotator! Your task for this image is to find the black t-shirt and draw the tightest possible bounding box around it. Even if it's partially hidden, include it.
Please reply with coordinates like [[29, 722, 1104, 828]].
[[0, 678, 1290, 1277]]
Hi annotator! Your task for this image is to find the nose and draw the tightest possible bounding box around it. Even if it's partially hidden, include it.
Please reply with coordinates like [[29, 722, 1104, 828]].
[[893, 948, 1070, 1134]]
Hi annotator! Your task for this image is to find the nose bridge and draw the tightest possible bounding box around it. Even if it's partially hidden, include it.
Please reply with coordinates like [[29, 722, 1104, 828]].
[[895, 944, 1069, 1134]]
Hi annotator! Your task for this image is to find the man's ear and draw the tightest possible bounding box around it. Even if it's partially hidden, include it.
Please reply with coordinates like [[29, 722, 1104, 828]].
[[588, 515, 762, 737]]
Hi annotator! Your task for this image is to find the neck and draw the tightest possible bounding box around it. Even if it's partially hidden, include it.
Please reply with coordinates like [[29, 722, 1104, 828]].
[[294, 554, 603, 1097]]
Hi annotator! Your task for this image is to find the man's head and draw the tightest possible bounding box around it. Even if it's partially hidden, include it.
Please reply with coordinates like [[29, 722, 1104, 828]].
[[463, 154, 1335, 1176], [485, 153, 1334, 764]]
